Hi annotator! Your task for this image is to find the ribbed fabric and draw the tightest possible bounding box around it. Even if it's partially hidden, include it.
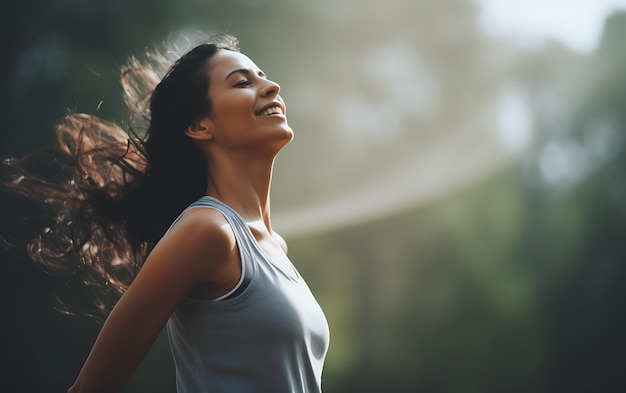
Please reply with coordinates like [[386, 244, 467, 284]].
[[166, 196, 330, 393]]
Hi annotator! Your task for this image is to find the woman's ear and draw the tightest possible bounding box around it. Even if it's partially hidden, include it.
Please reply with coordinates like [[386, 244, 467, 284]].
[[185, 117, 214, 141]]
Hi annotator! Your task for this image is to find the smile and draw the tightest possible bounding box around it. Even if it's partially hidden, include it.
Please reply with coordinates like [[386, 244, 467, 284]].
[[256, 106, 284, 116]]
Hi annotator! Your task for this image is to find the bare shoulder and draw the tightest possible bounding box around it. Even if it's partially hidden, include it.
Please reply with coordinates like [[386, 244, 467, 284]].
[[169, 206, 232, 239], [147, 207, 236, 275], [163, 207, 235, 257]]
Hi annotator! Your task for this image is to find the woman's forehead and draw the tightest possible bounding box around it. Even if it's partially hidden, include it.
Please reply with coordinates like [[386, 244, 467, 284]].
[[209, 51, 261, 78]]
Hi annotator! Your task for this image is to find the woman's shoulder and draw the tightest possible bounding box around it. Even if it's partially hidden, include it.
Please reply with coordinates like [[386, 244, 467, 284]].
[[175, 205, 233, 237], [159, 207, 236, 261]]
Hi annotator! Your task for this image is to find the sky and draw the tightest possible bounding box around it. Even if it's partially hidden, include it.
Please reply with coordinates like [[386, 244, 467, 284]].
[[471, 0, 626, 52]]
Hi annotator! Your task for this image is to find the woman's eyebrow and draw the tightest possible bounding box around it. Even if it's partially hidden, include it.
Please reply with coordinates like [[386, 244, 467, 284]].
[[225, 68, 249, 81], [225, 68, 266, 81]]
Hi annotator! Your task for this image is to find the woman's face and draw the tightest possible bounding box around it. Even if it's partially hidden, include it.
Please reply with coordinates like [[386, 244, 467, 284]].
[[203, 50, 293, 153]]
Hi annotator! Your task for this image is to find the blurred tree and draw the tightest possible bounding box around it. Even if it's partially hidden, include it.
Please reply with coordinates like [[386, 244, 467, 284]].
[[525, 12, 626, 393]]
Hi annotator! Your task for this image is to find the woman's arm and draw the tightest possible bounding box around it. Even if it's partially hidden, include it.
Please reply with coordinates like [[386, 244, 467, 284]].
[[68, 208, 238, 393]]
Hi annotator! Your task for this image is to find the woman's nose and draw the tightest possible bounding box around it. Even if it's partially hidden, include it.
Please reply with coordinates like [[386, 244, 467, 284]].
[[261, 79, 280, 97]]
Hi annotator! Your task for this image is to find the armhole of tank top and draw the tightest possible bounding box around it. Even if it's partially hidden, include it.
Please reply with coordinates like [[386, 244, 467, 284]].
[[180, 204, 251, 302], [211, 256, 246, 301]]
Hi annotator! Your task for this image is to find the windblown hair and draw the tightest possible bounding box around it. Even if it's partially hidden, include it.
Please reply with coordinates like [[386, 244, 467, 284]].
[[2, 34, 239, 320]]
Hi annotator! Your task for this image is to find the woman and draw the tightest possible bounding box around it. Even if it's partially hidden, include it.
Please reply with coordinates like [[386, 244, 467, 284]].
[[5, 34, 329, 392]]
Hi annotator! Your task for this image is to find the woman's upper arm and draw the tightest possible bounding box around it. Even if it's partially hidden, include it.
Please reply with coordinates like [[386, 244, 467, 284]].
[[70, 209, 233, 393]]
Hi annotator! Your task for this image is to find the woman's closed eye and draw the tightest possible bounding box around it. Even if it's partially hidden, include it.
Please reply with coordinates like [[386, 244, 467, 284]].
[[234, 80, 252, 87]]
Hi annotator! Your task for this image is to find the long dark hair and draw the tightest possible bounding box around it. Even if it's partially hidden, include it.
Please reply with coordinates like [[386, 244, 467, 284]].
[[1, 34, 239, 320]]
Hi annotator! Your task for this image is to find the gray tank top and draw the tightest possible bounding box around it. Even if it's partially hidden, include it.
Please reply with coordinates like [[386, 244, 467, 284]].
[[166, 196, 330, 393]]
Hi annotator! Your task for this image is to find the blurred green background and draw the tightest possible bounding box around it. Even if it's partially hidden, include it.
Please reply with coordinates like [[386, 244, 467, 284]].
[[1, 0, 626, 392]]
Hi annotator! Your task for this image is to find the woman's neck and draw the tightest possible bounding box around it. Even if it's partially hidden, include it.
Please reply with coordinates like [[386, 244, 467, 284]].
[[204, 152, 276, 231]]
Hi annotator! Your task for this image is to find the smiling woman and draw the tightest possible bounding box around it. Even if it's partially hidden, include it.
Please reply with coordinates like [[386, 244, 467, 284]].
[[200, 50, 293, 153], [2, 34, 329, 393]]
